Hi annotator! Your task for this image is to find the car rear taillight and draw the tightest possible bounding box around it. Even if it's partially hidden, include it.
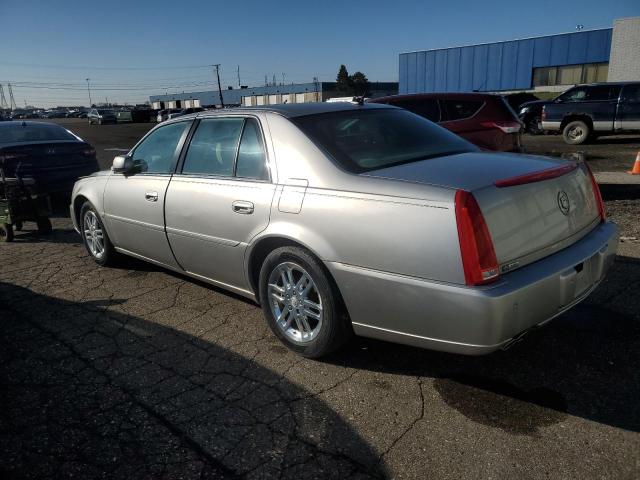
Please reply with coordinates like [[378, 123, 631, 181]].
[[82, 147, 96, 157], [480, 121, 522, 134], [455, 190, 500, 286], [584, 162, 606, 221], [494, 163, 577, 188]]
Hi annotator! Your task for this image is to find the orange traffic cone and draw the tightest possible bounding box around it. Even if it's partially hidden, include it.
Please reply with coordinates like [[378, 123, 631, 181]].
[[630, 152, 640, 175]]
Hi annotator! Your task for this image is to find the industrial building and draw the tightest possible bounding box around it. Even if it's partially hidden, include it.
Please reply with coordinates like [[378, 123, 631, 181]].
[[399, 16, 640, 94], [149, 81, 398, 110]]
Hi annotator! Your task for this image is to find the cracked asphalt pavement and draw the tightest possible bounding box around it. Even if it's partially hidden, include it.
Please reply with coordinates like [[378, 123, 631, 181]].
[[1, 212, 639, 479]]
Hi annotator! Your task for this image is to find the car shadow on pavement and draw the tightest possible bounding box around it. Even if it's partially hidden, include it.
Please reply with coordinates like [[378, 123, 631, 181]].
[[0, 282, 387, 479], [326, 254, 640, 435]]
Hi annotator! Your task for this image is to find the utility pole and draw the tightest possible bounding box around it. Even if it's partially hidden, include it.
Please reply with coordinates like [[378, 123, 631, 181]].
[[86, 78, 93, 107], [212, 64, 224, 108], [282, 73, 285, 85], [264, 74, 268, 86], [272, 74, 276, 86], [237, 65, 241, 87], [0, 85, 8, 110], [8, 84, 17, 111]]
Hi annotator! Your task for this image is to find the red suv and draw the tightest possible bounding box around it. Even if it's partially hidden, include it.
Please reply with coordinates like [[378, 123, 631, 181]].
[[370, 93, 522, 152]]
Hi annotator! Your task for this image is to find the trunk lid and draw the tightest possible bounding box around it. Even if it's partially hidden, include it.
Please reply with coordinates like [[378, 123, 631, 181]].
[[364, 151, 600, 270], [0, 141, 99, 192]]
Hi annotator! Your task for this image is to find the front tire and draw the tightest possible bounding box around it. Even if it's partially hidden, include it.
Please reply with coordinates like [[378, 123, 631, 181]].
[[259, 246, 352, 358], [80, 202, 117, 266], [0, 223, 13, 242], [562, 120, 590, 145]]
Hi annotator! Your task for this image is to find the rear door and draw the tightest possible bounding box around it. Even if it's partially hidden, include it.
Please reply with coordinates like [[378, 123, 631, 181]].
[[164, 115, 275, 291], [617, 84, 640, 130], [103, 120, 192, 268], [581, 85, 621, 131]]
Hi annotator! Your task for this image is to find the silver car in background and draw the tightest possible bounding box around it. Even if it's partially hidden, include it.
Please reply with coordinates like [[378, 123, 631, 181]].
[[70, 103, 618, 358]]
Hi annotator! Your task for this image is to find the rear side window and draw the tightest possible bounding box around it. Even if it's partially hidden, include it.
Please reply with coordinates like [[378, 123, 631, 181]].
[[0, 123, 78, 144], [442, 100, 483, 121], [236, 119, 269, 180], [622, 84, 640, 103], [182, 118, 244, 176], [585, 85, 621, 101], [389, 99, 440, 122]]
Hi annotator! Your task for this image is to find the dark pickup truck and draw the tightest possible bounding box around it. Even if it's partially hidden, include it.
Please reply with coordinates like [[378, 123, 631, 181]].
[[541, 82, 640, 144]]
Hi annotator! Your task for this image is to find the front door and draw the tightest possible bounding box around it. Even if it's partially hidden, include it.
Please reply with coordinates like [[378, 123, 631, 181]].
[[103, 120, 192, 268], [164, 115, 275, 291]]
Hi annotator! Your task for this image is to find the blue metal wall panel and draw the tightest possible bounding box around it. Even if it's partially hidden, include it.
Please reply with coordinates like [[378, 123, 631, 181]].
[[471, 44, 489, 91], [486, 43, 503, 90], [515, 39, 535, 89], [446, 48, 461, 91], [459, 47, 474, 92], [500, 41, 518, 90], [400, 28, 612, 94], [434, 49, 448, 91]]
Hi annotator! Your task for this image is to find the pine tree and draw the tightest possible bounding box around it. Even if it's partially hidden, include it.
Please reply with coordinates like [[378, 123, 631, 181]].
[[336, 65, 352, 94]]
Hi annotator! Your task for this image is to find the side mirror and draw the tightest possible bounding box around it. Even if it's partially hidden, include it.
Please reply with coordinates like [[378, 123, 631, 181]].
[[112, 155, 133, 173]]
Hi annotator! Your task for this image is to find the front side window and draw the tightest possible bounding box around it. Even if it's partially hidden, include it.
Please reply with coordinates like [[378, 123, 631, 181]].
[[442, 100, 483, 121], [292, 109, 475, 173], [558, 87, 588, 102], [131, 121, 190, 174], [182, 118, 244, 176]]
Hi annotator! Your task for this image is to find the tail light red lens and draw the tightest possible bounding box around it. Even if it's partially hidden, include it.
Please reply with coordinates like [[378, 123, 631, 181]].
[[455, 190, 500, 286], [480, 121, 522, 134], [584, 162, 606, 221], [494, 163, 577, 188]]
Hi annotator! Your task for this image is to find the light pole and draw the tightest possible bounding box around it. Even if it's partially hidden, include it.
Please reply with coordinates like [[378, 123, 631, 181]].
[[85, 78, 92, 107]]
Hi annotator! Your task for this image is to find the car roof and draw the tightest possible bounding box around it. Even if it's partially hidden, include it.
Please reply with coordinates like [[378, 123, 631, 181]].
[[371, 92, 503, 104], [174, 102, 395, 121]]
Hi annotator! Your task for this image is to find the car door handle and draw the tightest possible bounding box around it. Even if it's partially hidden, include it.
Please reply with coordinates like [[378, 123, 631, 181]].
[[145, 191, 158, 202], [232, 200, 254, 214]]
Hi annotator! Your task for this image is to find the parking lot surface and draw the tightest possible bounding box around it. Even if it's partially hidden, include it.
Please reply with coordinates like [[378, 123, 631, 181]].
[[2, 120, 639, 479]]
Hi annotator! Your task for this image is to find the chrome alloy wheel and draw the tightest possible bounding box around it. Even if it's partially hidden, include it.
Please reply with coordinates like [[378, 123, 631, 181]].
[[267, 262, 323, 344], [83, 210, 105, 259], [567, 124, 585, 142]]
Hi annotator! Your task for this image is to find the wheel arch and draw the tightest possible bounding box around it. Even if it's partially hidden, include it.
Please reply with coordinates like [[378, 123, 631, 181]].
[[560, 114, 593, 131], [245, 234, 349, 321]]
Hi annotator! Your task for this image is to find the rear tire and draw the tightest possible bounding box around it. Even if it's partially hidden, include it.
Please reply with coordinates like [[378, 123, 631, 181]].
[[562, 120, 590, 145], [0, 223, 13, 242], [80, 202, 117, 266], [259, 246, 352, 358]]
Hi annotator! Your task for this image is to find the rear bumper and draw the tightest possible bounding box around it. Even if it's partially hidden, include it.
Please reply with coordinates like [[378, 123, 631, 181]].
[[541, 120, 561, 131], [327, 221, 618, 355]]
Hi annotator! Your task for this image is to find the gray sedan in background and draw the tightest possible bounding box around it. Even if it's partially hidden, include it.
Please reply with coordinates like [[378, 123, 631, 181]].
[[70, 103, 618, 357]]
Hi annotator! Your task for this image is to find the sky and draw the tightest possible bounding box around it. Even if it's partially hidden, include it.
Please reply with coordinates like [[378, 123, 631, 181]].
[[1, 0, 638, 108]]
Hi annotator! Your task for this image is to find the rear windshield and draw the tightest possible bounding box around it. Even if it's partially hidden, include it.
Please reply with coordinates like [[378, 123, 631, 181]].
[[0, 123, 78, 144], [292, 109, 475, 173]]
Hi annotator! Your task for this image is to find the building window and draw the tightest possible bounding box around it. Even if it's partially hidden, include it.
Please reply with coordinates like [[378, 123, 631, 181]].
[[532, 63, 608, 87]]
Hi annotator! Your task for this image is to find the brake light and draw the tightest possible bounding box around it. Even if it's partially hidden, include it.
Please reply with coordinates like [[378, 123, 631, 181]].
[[584, 162, 605, 221], [82, 147, 96, 157], [455, 190, 500, 286], [494, 163, 577, 188], [480, 121, 522, 134]]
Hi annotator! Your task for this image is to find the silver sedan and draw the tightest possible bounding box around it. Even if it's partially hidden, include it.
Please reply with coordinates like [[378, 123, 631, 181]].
[[70, 103, 618, 357]]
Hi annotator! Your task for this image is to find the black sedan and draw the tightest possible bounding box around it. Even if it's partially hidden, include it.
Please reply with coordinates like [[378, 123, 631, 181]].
[[0, 121, 99, 195]]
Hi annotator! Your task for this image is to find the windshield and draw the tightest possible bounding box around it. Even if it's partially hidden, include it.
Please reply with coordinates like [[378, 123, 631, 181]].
[[292, 108, 476, 173], [97, 110, 113, 114], [0, 123, 78, 144]]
